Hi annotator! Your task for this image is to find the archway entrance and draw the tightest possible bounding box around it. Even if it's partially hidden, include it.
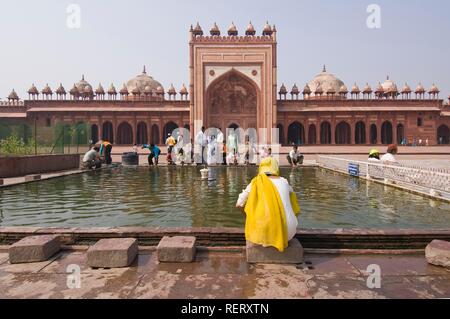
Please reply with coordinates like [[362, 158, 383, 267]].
[[137, 122, 148, 145], [151, 124, 160, 145], [91, 124, 99, 144], [397, 124, 405, 144], [102, 121, 114, 144], [381, 121, 393, 145], [370, 124, 377, 145], [308, 124, 317, 145], [288, 122, 305, 145], [320, 122, 332, 144], [355, 121, 366, 144], [206, 70, 258, 133], [335, 122, 351, 145], [117, 122, 133, 145], [437, 125, 450, 144]]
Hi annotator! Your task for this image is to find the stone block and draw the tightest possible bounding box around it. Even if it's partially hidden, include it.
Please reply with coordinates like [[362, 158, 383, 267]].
[[426, 240, 450, 268], [24, 174, 41, 182], [246, 239, 304, 264], [157, 236, 196, 263], [9, 235, 61, 264], [87, 238, 138, 268]]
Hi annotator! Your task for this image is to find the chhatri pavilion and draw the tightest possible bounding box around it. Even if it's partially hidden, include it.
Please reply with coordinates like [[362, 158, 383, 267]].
[[1, 22, 449, 146]]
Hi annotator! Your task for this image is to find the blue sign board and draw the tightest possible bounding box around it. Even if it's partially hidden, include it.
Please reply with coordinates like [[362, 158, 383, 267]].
[[348, 163, 360, 177]]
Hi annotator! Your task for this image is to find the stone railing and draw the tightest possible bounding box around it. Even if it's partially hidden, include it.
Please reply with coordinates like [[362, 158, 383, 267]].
[[317, 156, 450, 200]]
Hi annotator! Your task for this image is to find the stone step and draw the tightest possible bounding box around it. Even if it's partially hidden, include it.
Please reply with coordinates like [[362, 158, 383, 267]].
[[157, 236, 196, 263], [426, 240, 450, 268], [24, 174, 41, 182], [87, 238, 138, 268], [246, 239, 304, 264], [9, 235, 61, 264]]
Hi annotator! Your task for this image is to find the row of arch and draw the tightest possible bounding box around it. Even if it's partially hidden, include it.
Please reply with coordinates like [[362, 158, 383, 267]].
[[279, 121, 402, 145], [91, 121, 184, 145]]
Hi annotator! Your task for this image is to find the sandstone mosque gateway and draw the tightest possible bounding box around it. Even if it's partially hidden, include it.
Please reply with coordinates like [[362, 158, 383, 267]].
[[1, 22, 449, 146]]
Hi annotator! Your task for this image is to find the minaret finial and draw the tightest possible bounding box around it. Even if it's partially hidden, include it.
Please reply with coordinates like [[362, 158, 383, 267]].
[[323, 65, 327, 73], [143, 65, 146, 74], [82, 74, 85, 81]]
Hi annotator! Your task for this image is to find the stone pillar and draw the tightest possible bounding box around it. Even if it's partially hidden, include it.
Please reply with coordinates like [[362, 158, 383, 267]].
[[351, 118, 356, 145], [331, 117, 336, 145], [304, 122, 309, 146], [377, 117, 382, 145], [132, 117, 137, 145], [393, 118, 398, 145]]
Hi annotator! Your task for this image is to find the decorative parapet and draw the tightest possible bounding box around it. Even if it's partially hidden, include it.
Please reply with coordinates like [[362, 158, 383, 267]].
[[191, 35, 275, 44]]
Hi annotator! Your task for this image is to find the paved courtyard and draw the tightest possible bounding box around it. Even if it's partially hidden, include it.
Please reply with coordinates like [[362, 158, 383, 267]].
[[0, 249, 449, 299]]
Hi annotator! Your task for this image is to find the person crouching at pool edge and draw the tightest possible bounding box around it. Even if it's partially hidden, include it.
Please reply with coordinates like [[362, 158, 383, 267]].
[[287, 144, 304, 168], [236, 157, 300, 252], [82, 146, 102, 170], [142, 144, 161, 166]]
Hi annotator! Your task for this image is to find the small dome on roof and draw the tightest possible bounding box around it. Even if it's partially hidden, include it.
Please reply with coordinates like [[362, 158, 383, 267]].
[[180, 83, 188, 94], [291, 84, 299, 95], [415, 83, 426, 94], [210, 22, 220, 36], [262, 21, 272, 35], [144, 85, 152, 94], [42, 83, 53, 95], [429, 83, 440, 94], [302, 84, 311, 95], [351, 83, 360, 94], [228, 22, 238, 36], [315, 84, 324, 95], [108, 84, 117, 95], [56, 83, 66, 95], [95, 83, 105, 95], [120, 83, 129, 95], [131, 86, 141, 95], [168, 84, 176, 95], [327, 86, 336, 94], [375, 82, 384, 94], [84, 85, 93, 93], [8, 89, 19, 100], [193, 22, 203, 36], [279, 84, 287, 94], [363, 83, 373, 94], [401, 83, 412, 94], [381, 76, 397, 93], [28, 84, 39, 95], [246, 21, 256, 36]]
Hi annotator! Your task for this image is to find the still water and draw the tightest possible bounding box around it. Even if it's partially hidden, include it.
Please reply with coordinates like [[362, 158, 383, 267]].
[[0, 166, 449, 229]]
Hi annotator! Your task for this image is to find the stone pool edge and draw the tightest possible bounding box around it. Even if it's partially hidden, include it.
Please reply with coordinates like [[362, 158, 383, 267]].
[[1, 227, 449, 250]]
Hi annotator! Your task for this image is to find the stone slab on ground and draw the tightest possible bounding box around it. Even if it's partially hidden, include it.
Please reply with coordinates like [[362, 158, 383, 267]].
[[9, 235, 61, 264], [87, 238, 138, 268], [246, 239, 304, 264], [24, 174, 41, 182], [157, 236, 196, 263], [426, 240, 450, 268]]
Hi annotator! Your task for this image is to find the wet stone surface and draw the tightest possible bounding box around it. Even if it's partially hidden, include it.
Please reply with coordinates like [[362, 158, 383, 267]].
[[0, 250, 449, 299]]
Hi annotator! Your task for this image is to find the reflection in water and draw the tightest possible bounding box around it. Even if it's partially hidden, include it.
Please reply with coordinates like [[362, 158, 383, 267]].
[[0, 167, 449, 229]]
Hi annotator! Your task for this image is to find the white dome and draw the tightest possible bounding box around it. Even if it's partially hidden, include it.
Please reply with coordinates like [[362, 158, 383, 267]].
[[127, 66, 163, 96], [307, 66, 346, 96]]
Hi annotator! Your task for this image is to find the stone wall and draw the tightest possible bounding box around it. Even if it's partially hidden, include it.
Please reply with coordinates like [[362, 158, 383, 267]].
[[0, 154, 80, 178]]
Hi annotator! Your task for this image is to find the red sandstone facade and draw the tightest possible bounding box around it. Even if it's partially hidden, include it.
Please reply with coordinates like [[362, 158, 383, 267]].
[[1, 22, 449, 146]]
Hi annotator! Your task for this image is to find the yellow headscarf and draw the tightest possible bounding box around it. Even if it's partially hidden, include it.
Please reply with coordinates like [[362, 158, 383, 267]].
[[244, 157, 300, 252]]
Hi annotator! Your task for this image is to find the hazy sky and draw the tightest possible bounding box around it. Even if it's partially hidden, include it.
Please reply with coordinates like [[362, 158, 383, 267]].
[[0, 0, 449, 99]]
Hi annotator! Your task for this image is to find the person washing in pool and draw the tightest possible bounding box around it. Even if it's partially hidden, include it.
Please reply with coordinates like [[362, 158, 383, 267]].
[[142, 144, 161, 166], [236, 157, 300, 252]]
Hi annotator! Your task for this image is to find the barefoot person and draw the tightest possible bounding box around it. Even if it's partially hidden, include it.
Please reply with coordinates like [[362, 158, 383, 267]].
[[287, 145, 304, 167], [236, 157, 300, 252]]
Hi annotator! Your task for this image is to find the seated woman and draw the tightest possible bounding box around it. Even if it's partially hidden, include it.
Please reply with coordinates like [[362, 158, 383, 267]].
[[368, 149, 381, 162], [236, 157, 300, 252]]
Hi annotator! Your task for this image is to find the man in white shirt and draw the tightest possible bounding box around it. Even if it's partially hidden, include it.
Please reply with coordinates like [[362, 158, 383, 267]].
[[287, 145, 304, 167], [195, 127, 207, 164], [381, 144, 399, 164], [82, 147, 101, 169]]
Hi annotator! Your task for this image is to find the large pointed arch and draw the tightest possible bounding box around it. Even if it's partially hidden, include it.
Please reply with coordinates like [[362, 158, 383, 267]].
[[205, 68, 260, 132]]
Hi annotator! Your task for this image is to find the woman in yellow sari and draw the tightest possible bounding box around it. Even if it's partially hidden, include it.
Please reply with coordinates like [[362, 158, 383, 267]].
[[236, 157, 300, 252]]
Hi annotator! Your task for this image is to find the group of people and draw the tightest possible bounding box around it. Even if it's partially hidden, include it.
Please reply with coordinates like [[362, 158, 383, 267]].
[[82, 140, 113, 170], [400, 137, 429, 147], [368, 144, 399, 164]]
